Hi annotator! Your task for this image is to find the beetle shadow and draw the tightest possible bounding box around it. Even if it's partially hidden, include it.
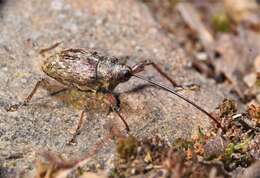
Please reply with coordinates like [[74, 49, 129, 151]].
[[114, 83, 167, 107], [0, 0, 6, 7], [47, 84, 154, 97], [0, 0, 7, 17], [116, 83, 184, 95], [47, 84, 153, 110], [119, 84, 155, 94]]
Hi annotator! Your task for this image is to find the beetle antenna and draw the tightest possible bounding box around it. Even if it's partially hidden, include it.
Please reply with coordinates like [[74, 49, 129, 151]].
[[133, 74, 224, 130]]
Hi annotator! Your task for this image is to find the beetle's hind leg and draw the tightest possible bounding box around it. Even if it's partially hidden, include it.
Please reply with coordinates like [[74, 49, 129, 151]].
[[5, 78, 51, 112], [67, 92, 129, 145], [67, 109, 86, 145]]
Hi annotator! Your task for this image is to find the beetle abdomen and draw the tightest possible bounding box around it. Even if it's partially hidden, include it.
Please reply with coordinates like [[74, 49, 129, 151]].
[[42, 49, 100, 90]]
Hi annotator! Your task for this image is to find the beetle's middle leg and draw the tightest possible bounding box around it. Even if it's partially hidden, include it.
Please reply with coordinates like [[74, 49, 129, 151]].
[[103, 93, 130, 132], [6, 78, 51, 112]]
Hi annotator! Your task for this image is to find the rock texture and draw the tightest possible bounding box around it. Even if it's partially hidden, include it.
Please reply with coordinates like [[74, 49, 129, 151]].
[[0, 0, 229, 177]]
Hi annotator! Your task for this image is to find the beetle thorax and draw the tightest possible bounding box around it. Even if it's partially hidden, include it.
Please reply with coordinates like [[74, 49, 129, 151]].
[[97, 58, 132, 91]]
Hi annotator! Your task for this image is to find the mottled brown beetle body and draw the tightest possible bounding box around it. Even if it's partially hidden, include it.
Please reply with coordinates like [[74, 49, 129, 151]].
[[42, 49, 132, 92]]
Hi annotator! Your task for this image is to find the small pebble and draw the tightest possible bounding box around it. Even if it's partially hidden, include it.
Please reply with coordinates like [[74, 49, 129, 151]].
[[74, 11, 83, 17], [20, 78, 27, 84], [255, 55, 260, 72], [243, 73, 256, 87], [131, 168, 136, 175], [195, 52, 208, 61], [144, 164, 153, 171], [2, 67, 8, 72], [137, 146, 142, 153]]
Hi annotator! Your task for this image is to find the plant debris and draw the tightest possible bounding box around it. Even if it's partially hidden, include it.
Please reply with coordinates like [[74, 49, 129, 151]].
[[218, 99, 237, 117], [109, 99, 260, 178]]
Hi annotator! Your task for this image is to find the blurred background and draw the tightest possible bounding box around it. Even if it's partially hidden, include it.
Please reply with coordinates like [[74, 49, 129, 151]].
[[143, 0, 260, 104]]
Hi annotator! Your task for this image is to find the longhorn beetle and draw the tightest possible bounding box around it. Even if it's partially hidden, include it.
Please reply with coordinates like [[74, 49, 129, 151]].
[[6, 48, 224, 142]]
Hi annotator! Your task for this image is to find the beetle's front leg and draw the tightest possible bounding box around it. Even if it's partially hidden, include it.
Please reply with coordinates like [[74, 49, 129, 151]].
[[103, 93, 130, 132], [5, 78, 50, 112], [132, 60, 200, 90], [131, 60, 180, 87]]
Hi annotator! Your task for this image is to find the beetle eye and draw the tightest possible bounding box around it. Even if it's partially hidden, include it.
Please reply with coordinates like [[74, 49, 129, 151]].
[[121, 69, 132, 80]]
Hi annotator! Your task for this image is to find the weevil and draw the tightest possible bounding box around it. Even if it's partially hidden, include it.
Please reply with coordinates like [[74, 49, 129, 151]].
[[6, 48, 224, 142]]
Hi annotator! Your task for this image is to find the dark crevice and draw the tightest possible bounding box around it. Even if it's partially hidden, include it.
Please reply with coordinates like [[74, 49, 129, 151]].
[[0, 0, 7, 18]]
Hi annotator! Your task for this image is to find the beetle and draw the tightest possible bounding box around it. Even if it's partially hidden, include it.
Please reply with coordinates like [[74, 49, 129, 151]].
[[6, 48, 223, 142]]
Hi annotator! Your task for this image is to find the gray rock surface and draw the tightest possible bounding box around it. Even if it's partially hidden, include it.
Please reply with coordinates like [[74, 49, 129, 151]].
[[0, 0, 229, 177]]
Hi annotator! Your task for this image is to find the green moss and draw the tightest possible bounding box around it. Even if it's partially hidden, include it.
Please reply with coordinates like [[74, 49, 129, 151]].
[[212, 12, 230, 32], [198, 127, 206, 137], [255, 80, 260, 87], [224, 137, 251, 165], [108, 169, 120, 178], [233, 137, 251, 153], [172, 138, 194, 151], [168, 0, 180, 7], [255, 74, 260, 88], [224, 143, 235, 160], [116, 136, 138, 159]]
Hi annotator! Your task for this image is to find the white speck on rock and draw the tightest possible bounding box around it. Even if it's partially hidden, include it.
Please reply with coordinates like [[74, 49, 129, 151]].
[[95, 17, 105, 26], [74, 11, 83, 17], [64, 4, 71, 10], [2, 67, 8, 72], [89, 43, 95, 48], [51, 0, 64, 11], [21, 78, 27, 84], [196, 52, 208, 61], [63, 22, 78, 34], [243, 73, 256, 87]]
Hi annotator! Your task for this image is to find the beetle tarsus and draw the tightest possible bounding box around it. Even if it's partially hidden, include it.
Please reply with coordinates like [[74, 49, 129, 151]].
[[6, 78, 50, 112], [5, 103, 21, 112], [113, 110, 130, 132]]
